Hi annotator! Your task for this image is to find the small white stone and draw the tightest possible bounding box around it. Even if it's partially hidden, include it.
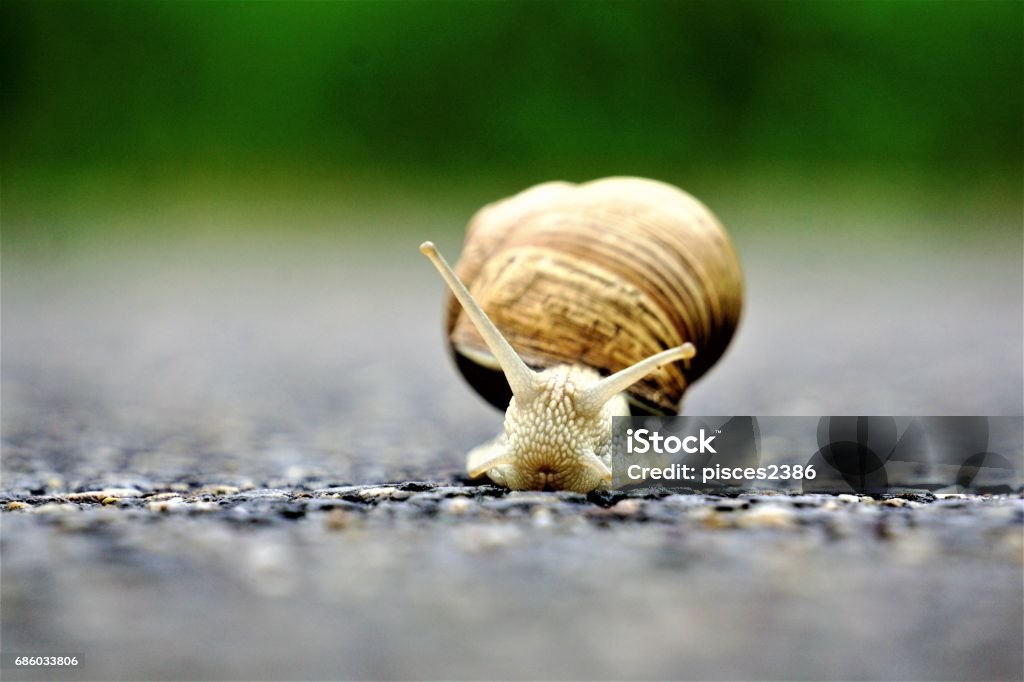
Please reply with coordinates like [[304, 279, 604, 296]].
[[736, 505, 794, 529], [443, 497, 473, 515], [147, 497, 185, 512], [358, 486, 411, 500], [197, 485, 240, 496], [532, 507, 555, 528], [66, 488, 143, 502]]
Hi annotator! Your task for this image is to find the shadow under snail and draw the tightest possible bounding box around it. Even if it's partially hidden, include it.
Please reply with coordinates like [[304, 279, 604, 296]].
[[421, 177, 743, 493]]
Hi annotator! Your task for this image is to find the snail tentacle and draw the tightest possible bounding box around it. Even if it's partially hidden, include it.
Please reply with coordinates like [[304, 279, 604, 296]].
[[420, 241, 537, 401], [580, 343, 696, 414]]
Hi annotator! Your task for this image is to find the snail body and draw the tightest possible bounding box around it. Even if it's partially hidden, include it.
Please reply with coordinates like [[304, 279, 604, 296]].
[[421, 177, 743, 492]]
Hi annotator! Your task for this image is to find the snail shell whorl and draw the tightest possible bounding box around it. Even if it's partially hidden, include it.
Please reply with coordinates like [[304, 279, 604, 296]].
[[444, 177, 744, 415]]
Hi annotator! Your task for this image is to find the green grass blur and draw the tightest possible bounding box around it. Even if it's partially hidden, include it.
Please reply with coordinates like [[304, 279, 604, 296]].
[[1, 0, 1021, 246]]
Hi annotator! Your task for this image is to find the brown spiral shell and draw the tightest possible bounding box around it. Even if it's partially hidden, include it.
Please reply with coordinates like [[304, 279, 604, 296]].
[[444, 177, 744, 416]]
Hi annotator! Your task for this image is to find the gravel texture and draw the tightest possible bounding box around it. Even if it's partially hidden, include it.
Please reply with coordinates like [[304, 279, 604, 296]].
[[2, 482, 1023, 681], [3, 224, 1023, 681]]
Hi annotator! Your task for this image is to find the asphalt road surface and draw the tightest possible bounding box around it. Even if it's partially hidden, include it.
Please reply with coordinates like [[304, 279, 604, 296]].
[[2, 208, 1022, 681]]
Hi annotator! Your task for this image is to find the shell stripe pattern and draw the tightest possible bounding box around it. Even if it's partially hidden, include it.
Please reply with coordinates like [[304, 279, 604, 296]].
[[445, 178, 743, 415]]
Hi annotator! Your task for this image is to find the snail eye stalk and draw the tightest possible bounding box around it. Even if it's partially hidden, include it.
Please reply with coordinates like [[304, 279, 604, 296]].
[[580, 344, 696, 414], [420, 242, 538, 401]]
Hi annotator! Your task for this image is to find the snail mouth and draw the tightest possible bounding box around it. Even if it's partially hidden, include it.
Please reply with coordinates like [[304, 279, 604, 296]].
[[534, 468, 559, 491]]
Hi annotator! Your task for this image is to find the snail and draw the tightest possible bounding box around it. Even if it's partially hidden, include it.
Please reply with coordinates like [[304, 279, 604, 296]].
[[421, 177, 743, 493]]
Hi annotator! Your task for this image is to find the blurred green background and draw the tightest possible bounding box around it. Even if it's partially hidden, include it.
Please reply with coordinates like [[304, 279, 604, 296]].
[[2, 0, 1021, 249]]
